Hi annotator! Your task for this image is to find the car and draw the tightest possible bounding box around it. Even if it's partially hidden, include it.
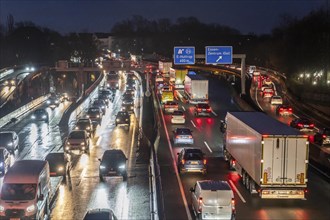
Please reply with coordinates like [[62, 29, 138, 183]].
[[164, 101, 179, 113], [194, 103, 212, 117], [47, 95, 60, 109], [65, 130, 90, 154], [99, 94, 111, 106], [263, 77, 272, 85], [125, 88, 135, 96], [270, 95, 283, 105], [92, 99, 107, 115], [171, 110, 185, 124], [87, 107, 103, 124], [2, 79, 16, 87], [262, 88, 274, 98], [276, 104, 293, 116], [290, 117, 315, 131], [83, 208, 117, 220], [45, 152, 68, 179], [75, 118, 94, 137], [123, 92, 134, 100], [0, 131, 19, 153], [155, 75, 164, 83], [99, 88, 112, 99], [177, 148, 207, 174], [261, 84, 272, 92], [99, 149, 128, 181], [173, 128, 194, 145], [122, 97, 134, 113], [31, 108, 49, 123], [0, 147, 11, 177], [126, 78, 136, 87], [115, 111, 130, 126], [190, 180, 235, 220], [60, 93, 70, 102], [314, 128, 330, 145], [160, 86, 171, 94]]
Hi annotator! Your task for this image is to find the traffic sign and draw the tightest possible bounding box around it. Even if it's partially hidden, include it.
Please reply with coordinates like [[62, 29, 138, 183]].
[[205, 46, 233, 64], [174, 47, 195, 65]]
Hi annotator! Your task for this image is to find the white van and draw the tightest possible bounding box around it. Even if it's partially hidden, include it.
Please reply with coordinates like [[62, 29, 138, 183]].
[[0, 160, 51, 219], [190, 180, 235, 220]]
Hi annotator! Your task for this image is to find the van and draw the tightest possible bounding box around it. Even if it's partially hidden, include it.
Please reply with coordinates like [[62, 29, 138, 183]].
[[0, 160, 51, 219], [0, 147, 11, 177], [190, 180, 235, 220]]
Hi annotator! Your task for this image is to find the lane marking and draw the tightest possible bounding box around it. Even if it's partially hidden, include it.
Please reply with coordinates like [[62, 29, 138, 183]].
[[229, 180, 246, 203], [182, 106, 186, 111], [212, 111, 217, 116], [203, 141, 213, 153], [190, 120, 196, 128], [158, 94, 193, 220], [255, 86, 264, 111], [96, 136, 102, 146]]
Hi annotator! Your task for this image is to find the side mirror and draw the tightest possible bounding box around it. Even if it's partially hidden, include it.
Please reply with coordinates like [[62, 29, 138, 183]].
[[190, 187, 195, 193], [38, 194, 44, 201]]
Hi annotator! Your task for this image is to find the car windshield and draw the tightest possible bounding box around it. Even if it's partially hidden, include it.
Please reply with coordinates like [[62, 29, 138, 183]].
[[88, 108, 100, 112], [84, 212, 112, 220], [117, 112, 128, 117], [197, 104, 209, 108], [35, 109, 46, 114], [103, 152, 125, 162], [46, 153, 64, 163], [0, 133, 12, 142], [69, 131, 85, 139], [184, 150, 203, 160], [1, 184, 37, 200], [177, 129, 191, 135], [77, 121, 89, 127], [173, 111, 183, 116], [166, 102, 176, 105]]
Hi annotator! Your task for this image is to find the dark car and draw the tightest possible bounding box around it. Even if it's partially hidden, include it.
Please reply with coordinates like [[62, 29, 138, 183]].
[[45, 152, 68, 179], [47, 95, 60, 109], [75, 118, 94, 137], [125, 88, 135, 96], [92, 99, 107, 115], [314, 128, 330, 145], [83, 208, 117, 220], [99, 94, 111, 106], [99, 149, 128, 181], [122, 97, 134, 113], [290, 117, 315, 131], [194, 103, 212, 117], [31, 108, 49, 123], [65, 130, 90, 154], [99, 88, 112, 98], [276, 105, 293, 116], [115, 111, 130, 126], [177, 148, 207, 174], [87, 107, 103, 124]]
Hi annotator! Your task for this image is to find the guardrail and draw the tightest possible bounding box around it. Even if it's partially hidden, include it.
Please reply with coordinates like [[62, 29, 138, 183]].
[[0, 95, 50, 128]]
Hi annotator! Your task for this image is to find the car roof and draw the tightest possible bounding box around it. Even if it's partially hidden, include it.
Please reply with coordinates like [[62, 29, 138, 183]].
[[104, 149, 125, 156], [198, 180, 231, 191], [183, 147, 202, 153]]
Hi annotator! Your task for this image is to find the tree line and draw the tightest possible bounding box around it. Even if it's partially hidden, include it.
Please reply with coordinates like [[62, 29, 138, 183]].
[[0, 9, 329, 88]]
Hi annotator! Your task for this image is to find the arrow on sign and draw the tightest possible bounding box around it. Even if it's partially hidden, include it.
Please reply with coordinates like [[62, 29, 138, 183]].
[[216, 56, 222, 62]]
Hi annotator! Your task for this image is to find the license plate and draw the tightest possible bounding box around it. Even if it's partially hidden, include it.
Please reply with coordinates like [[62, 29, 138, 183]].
[[108, 171, 116, 174], [190, 161, 198, 165], [202, 109, 206, 111], [50, 172, 57, 175], [10, 218, 20, 220], [304, 125, 309, 128]]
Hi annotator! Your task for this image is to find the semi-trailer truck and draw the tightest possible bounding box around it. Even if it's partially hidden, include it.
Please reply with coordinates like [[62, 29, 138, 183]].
[[184, 74, 208, 104], [220, 112, 309, 199]]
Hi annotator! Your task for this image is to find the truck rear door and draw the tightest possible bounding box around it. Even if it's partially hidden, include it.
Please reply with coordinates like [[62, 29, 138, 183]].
[[262, 137, 308, 185]]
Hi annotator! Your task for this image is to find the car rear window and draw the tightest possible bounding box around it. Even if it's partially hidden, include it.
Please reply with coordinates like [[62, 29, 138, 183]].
[[184, 152, 203, 160], [197, 104, 209, 108], [69, 131, 85, 139]]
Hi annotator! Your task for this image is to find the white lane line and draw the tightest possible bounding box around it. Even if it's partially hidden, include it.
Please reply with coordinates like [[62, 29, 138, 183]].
[[292, 113, 299, 118], [229, 180, 246, 203], [96, 136, 102, 146], [158, 95, 193, 220], [212, 111, 217, 117], [191, 120, 196, 128], [255, 86, 264, 111], [203, 141, 213, 153], [182, 106, 186, 111]]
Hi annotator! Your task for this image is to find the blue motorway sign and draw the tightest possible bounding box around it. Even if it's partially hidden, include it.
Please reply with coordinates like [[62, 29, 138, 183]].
[[205, 46, 233, 64], [174, 47, 195, 65]]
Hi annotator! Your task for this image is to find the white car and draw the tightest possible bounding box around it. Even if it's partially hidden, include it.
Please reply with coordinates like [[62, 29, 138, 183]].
[[270, 95, 283, 105], [171, 110, 185, 124]]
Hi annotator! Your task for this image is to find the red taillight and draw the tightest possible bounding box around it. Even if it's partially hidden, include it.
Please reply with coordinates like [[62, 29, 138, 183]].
[[322, 134, 326, 138], [298, 123, 303, 127], [181, 159, 185, 164], [232, 160, 236, 166], [207, 108, 211, 112], [198, 197, 203, 212], [176, 135, 180, 139], [203, 159, 207, 165], [280, 108, 283, 111], [188, 135, 192, 139], [231, 199, 235, 208], [183, 115, 185, 118], [197, 108, 202, 112], [310, 124, 314, 127], [289, 108, 292, 111]]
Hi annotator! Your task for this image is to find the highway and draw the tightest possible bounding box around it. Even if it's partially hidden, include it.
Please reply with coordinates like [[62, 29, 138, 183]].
[[0, 71, 151, 219], [156, 72, 330, 220]]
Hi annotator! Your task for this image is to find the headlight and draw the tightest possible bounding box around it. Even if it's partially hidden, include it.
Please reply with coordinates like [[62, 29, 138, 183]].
[[0, 162, 3, 168], [67, 142, 71, 145], [100, 165, 106, 169], [86, 126, 90, 130], [55, 100, 59, 104], [42, 115, 46, 119], [86, 115, 90, 118], [80, 142, 85, 145], [47, 100, 51, 104], [26, 204, 35, 212], [130, 106, 133, 110], [125, 119, 128, 121], [75, 126, 79, 130], [31, 115, 36, 119], [58, 166, 64, 171], [97, 115, 100, 118], [118, 164, 126, 169], [116, 119, 120, 122], [7, 142, 13, 147], [65, 146, 70, 150], [0, 205, 5, 212], [81, 146, 86, 150]]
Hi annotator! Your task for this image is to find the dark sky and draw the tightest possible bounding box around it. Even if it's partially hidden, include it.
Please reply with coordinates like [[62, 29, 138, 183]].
[[0, 0, 326, 35]]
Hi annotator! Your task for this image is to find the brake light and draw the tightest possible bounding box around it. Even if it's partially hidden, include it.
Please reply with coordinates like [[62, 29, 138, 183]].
[[280, 108, 283, 111], [181, 159, 185, 164], [298, 123, 303, 127], [197, 108, 202, 112], [176, 135, 180, 139], [188, 135, 192, 139], [231, 199, 235, 210], [198, 197, 203, 212], [207, 108, 211, 112], [203, 159, 207, 165], [232, 160, 236, 166], [322, 134, 326, 138], [289, 108, 292, 111], [310, 124, 314, 127]]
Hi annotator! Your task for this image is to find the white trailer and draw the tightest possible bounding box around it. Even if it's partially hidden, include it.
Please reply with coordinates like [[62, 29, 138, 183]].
[[184, 74, 208, 104], [222, 112, 309, 199]]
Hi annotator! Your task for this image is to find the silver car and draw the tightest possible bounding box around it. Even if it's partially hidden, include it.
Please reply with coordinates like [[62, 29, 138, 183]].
[[173, 128, 194, 145], [177, 148, 207, 174]]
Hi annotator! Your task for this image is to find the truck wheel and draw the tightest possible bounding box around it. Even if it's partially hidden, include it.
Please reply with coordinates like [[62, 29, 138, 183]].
[[249, 181, 255, 194]]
